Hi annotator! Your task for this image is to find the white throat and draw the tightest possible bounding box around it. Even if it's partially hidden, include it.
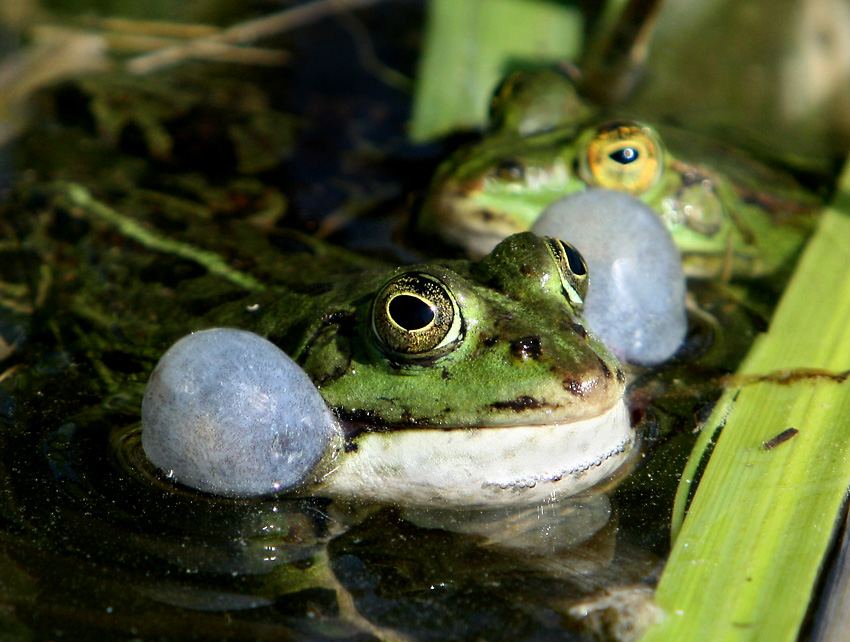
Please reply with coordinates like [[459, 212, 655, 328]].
[[313, 399, 636, 508]]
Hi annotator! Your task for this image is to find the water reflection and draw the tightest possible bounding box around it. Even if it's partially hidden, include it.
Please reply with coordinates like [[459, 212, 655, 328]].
[[0, 392, 667, 641], [0, 4, 766, 637]]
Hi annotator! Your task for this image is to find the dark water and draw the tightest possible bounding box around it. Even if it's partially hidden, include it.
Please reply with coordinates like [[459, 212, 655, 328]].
[[0, 170, 688, 640], [0, 182, 733, 641], [0, 379, 668, 641], [0, 2, 772, 640]]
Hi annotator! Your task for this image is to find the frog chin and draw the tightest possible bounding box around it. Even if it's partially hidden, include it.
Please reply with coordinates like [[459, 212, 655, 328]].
[[310, 398, 636, 508]]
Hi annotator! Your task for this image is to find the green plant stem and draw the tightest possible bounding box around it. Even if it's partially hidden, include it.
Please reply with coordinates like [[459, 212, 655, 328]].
[[59, 182, 266, 293]]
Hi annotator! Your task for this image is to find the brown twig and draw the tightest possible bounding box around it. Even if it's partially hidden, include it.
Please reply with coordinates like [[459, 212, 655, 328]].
[[0, 25, 109, 145], [106, 33, 290, 66], [126, 0, 387, 75]]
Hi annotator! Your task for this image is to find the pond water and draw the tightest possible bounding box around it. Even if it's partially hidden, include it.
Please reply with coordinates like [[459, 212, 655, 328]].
[[0, 1, 814, 640]]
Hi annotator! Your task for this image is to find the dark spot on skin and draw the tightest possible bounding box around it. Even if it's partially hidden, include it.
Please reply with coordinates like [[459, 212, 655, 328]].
[[597, 357, 612, 379], [511, 336, 543, 360], [483, 336, 499, 348], [680, 169, 710, 187], [571, 323, 588, 339], [762, 427, 799, 451], [491, 396, 546, 412], [630, 407, 645, 426], [338, 420, 366, 439], [310, 364, 351, 388], [495, 158, 525, 181], [324, 310, 355, 330], [441, 368, 451, 380], [343, 441, 359, 453], [335, 407, 386, 426], [480, 209, 496, 222], [563, 380, 586, 397], [335, 397, 450, 434], [616, 368, 626, 384]]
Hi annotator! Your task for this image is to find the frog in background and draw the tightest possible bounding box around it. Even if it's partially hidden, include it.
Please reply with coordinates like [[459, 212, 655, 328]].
[[417, 68, 823, 280]]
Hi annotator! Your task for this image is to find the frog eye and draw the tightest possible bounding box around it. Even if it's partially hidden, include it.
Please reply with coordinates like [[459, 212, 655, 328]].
[[580, 122, 663, 194], [494, 158, 525, 181], [544, 237, 588, 308], [372, 272, 463, 358]]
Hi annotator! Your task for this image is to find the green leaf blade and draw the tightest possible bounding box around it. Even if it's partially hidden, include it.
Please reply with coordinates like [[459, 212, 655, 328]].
[[641, 172, 850, 641]]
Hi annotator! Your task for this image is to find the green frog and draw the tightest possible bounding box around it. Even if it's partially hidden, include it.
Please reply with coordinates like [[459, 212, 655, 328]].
[[418, 73, 821, 280], [147, 231, 634, 508], [25, 184, 633, 509]]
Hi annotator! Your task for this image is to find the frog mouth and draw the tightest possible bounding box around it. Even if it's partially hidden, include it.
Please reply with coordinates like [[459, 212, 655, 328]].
[[312, 398, 636, 508]]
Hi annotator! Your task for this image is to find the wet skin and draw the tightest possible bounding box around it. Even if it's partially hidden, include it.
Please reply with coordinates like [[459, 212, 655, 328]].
[[160, 232, 636, 506]]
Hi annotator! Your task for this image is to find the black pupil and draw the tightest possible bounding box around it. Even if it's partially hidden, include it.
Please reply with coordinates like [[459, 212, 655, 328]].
[[563, 244, 587, 276], [389, 295, 436, 330], [496, 158, 525, 180], [609, 147, 638, 164]]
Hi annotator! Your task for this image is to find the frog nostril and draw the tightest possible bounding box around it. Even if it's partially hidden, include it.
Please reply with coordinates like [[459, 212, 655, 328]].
[[570, 322, 588, 339], [510, 335, 542, 360], [495, 158, 525, 180]]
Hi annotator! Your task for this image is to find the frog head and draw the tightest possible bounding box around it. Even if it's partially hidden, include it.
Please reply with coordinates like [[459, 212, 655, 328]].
[[418, 117, 816, 278], [305, 233, 634, 507], [315, 232, 622, 429]]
